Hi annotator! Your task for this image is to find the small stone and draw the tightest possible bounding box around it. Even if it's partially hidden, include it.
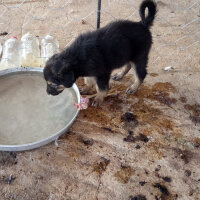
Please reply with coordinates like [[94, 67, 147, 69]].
[[137, 133, 149, 143], [81, 137, 94, 146], [185, 170, 192, 177], [136, 145, 141, 149], [164, 66, 173, 71], [154, 183, 169, 196], [121, 112, 137, 123], [102, 127, 113, 133], [130, 195, 147, 200], [162, 176, 172, 182], [139, 181, 146, 186], [81, 20, 86, 24]]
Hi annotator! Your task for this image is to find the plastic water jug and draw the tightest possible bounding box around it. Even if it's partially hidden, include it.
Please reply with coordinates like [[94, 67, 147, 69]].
[[0, 41, 2, 56], [0, 37, 21, 70], [21, 33, 40, 67], [41, 34, 59, 67]]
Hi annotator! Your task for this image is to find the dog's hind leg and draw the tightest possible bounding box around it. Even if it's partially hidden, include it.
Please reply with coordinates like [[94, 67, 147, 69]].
[[80, 77, 96, 95], [126, 60, 147, 94], [92, 75, 110, 107], [112, 63, 131, 81]]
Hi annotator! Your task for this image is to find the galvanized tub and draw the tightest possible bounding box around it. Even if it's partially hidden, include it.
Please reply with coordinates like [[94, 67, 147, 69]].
[[0, 67, 80, 151]]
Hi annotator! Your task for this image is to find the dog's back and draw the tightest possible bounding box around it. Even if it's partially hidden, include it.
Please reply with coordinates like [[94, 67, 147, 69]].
[[73, 0, 157, 71], [96, 21, 152, 69]]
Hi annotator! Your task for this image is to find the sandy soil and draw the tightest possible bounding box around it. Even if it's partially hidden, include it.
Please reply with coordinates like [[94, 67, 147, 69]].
[[0, 0, 200, 199]]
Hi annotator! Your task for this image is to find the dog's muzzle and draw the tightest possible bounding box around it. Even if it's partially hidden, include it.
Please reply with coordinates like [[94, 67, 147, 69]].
[[46, 81, 65, 96]]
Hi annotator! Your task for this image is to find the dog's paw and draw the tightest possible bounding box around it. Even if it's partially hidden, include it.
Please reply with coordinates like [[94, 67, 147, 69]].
[[91, 97, 103, 107], [126, 85, 138, 95], [112, 73, 123, 81]]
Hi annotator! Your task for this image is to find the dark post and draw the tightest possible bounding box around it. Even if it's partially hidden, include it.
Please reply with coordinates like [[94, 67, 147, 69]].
[[97, 0, 101, 29]]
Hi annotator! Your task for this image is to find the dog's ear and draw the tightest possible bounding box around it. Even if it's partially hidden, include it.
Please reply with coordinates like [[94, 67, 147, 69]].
[[57, 65, 68, 77], [60, 70, 75, 88]]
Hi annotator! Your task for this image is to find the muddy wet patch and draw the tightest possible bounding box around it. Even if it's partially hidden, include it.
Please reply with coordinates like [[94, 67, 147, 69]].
[[0, 174, 15, 184], [179, 97, 187, 103], [154, 91, 177, 106], [115, 165, 134, 184], [184, 104, 200, 116], [0, 152, 17, 166], [124, 132, 149, 143], [193, 138, 200, 148], [129, 82, 177, 106], [105, 94, 124, 111], [149, 73, 159, 77], [173, 148, 195, 164], [80, 107, 111, 126], [93, 157, 110, 175], [184, 104, 200, 124]]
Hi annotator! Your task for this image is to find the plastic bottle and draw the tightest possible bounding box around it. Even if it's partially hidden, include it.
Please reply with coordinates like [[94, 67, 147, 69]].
[[0, 41, 2, 57], [41, 34, 59, 67], [21, 33, 40, 67], [0, 37, 21, 70]]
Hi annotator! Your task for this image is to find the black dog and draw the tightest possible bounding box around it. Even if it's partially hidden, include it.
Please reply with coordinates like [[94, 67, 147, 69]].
[[44, 0, 157, 106]]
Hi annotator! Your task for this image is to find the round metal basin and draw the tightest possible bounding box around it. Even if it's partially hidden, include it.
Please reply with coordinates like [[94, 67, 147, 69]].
[[0, 67, 80, 151]]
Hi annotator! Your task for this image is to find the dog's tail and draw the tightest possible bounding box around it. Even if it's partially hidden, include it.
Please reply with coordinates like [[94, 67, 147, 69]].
[[139, 0, 157, 28]]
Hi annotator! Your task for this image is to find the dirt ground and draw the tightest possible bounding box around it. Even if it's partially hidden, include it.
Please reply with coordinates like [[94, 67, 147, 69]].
[[0, 0, 200, 200]]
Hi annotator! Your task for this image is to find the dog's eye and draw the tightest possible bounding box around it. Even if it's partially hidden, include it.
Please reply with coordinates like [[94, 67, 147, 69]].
[[47, 81, 59, 87]]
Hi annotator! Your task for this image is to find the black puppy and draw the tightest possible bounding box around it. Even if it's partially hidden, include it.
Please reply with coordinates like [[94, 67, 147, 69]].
[[44, 0, 157, 106]]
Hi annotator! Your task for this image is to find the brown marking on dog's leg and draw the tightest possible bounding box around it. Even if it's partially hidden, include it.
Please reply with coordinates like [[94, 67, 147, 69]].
[[126, 62, 141, 94], [92, 88, 107, 107], [80, 77, 96, 95], [92, 75, 110, 106], [112, 63, 131, 81]]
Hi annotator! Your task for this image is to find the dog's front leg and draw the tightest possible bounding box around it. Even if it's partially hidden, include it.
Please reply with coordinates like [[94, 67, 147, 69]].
[[92, 75, 110, 107], [80, 77, 96, 95]]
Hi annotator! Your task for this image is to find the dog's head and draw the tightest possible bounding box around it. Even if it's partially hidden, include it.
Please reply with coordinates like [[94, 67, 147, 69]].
[[43, 54, 75, 96]]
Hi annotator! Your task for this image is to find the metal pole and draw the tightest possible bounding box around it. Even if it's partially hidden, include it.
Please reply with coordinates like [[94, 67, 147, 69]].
[[97, 0, 101, 29]]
